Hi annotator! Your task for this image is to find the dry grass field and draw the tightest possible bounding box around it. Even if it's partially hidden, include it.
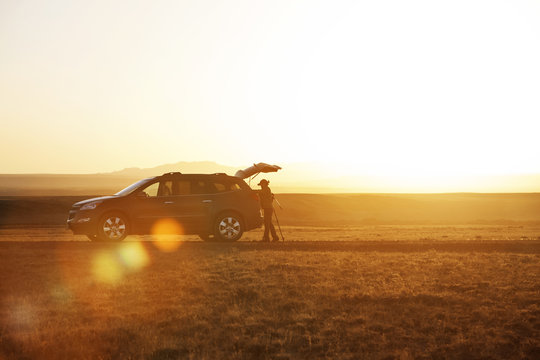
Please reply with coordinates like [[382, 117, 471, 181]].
[[1, 226, 539, 359]]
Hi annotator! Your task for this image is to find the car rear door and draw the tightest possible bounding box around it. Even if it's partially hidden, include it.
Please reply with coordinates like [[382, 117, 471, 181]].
[[166, 176, 212, 233]]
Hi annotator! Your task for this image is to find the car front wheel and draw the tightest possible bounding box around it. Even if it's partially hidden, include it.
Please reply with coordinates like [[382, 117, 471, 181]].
[[97, 213, 129, 242], [214, 213, 243, 242], [86, 234, 98, 242]]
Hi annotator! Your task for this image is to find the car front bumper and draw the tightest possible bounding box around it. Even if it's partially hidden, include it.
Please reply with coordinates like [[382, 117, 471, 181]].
[[67, 211, 97, 235]]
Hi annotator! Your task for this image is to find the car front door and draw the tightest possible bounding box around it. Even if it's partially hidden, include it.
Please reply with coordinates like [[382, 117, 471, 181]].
[[130, 178, 178, 233]]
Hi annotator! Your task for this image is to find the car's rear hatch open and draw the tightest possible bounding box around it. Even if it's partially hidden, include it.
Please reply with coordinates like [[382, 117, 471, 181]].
[[234, 163, 281, 179]]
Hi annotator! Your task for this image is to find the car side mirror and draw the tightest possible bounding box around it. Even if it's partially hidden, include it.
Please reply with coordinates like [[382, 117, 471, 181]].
[[136, 191, 147, 198]]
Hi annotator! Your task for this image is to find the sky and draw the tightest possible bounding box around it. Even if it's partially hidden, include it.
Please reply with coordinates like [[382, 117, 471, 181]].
[[1, 0, 540, 184]]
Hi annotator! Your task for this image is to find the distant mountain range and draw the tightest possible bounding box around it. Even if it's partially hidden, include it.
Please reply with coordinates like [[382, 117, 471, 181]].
[[0, 161, 539, 195], [103, 161, 239, 177]]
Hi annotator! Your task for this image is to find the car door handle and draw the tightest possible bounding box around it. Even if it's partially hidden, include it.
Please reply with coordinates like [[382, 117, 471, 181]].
[[164, 201, 174, 204], [202, 200, 212, 203]]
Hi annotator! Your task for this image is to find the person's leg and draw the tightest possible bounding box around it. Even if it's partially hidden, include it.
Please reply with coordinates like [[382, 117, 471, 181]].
[[262, 209, 271, 241], [265, 208, 278, 241], [270, 222, 278, 241]]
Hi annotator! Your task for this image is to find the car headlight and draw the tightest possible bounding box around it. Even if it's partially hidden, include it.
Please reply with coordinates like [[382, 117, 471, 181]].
[[80, 201, 102, 210]]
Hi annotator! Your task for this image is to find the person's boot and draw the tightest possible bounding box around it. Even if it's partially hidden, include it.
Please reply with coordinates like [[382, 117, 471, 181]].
[[261, 237, 270, 242]]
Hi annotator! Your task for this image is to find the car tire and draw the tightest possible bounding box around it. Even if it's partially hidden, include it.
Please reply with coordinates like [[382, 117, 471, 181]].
[[199, 234, 215, 241], [97, 212, 129, 242], [214, 213, 243, 242], [86, 234, 99, 242]]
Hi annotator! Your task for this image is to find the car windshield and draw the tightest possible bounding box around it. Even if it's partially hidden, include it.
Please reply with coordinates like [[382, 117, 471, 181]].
[[115, 178, 153, 196]]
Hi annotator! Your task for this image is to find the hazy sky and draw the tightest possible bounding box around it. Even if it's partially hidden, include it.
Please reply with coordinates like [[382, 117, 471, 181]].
[[1, 0, 539, 177]]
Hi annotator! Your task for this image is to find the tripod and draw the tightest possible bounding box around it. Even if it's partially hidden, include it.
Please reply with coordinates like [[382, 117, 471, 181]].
[[273, 198, 285, 241]]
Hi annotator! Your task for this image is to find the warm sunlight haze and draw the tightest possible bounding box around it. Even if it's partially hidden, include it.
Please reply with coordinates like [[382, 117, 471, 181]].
[[1, 0, 539, 192], [1, 2, 539, 359]]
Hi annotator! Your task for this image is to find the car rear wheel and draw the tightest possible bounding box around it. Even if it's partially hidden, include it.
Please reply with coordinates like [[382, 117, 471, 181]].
[[199, 234, 215, 241], [214, 213, 243, 242], [97, 213, 129, 242]]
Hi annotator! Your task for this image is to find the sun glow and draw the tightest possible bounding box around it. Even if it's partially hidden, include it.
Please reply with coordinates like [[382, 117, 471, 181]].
[[91, 242, 151, 285], [118, 241, 150, 271], [151, 218, 184, 252], [0, 1, 539, 191], [92, 252, 123, 285]]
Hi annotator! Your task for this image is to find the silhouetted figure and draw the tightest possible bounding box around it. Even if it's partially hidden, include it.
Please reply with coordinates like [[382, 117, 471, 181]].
[[258, 179, 279, 242]]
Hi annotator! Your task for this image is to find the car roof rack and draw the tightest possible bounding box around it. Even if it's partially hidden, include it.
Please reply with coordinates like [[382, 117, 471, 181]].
[[162, 172, 182, 176]]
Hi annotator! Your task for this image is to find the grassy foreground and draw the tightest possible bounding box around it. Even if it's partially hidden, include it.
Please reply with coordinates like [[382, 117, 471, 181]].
[[0, 235, 539, 359]]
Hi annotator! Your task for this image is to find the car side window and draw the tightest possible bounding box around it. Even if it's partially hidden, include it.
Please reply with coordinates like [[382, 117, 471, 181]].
[[141, 182, 159, 197], [177, 180, 191, 195], [192, 180, 208, 195], [211, 180, 242, 193], [213, 182, 227, 192], [159, 180, 174, 196], [232, 179, 248, 190]]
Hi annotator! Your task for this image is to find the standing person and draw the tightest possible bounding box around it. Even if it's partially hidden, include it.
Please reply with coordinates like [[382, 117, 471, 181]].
[[258, 179, 279, 242]]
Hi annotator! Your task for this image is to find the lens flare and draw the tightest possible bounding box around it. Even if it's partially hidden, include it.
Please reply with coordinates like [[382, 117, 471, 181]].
[[8, 302, 35, 328], [151, 218, 183, 252], [119, 241, 150, 271], [92, 252, 123, 284], [50, 285, 72, 304]]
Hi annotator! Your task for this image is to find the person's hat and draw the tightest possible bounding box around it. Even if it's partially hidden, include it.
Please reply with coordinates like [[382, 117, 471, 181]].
[[258, 179, 269, 186]]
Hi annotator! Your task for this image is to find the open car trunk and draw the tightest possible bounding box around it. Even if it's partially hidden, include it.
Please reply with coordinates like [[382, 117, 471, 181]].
[[234, 163, 281, 179]]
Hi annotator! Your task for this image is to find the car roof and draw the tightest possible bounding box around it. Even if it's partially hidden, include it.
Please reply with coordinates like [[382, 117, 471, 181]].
[[159, 172, 235, 178]]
